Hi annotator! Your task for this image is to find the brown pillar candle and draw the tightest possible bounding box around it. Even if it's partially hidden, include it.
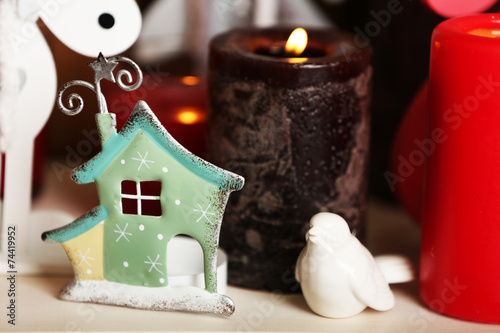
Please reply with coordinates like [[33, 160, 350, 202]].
[[208, 27, 372, 291]]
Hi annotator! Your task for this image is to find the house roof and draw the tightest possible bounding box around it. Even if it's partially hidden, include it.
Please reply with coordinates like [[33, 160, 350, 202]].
[[72, 101, 244, 192], [42, 205, 109, 243]]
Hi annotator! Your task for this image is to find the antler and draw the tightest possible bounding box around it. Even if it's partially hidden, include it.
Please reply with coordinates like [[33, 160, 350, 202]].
[[17, 0, 41, 20]]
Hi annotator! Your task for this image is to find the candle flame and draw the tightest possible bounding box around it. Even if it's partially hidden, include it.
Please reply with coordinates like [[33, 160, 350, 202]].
[[176, 107, 204, 125], [285, 28, 308, 56], [287, 57, 308, 64]]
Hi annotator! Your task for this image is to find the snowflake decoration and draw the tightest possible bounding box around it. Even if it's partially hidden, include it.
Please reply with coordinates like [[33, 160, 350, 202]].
[[132, 151, 154, 171], [75, 248, 95, 267], [114, 223, 132, 242], [144, 254, 163, 275], [193, 203, 216, 224]]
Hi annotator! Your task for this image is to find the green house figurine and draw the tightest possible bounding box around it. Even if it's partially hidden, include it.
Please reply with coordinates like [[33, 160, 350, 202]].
[[42, 54, 244, 315]]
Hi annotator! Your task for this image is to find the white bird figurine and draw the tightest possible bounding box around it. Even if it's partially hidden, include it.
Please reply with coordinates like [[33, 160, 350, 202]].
[[296, 212, 397, 318]]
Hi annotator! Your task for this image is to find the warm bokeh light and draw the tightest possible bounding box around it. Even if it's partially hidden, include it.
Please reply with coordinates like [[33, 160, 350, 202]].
[[181, 76, 200, 86], [176, 107, 204, 125], [285, 28, 308, 56], [468, 28, 500, 38]]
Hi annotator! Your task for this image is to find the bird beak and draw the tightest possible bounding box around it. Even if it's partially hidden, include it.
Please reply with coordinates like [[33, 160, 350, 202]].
[[306, 227, 320, 242]]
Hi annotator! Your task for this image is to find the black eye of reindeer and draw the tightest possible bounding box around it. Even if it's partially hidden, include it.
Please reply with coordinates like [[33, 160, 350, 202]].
[[98, 13, 115, 29]]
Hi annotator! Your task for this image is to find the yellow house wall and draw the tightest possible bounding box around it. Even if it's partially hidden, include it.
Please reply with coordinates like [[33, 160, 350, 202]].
[[61, 223, 104, 281]]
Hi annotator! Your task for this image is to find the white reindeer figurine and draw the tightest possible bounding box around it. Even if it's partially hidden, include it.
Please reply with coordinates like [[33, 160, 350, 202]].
[[0, 0, 142, 272]]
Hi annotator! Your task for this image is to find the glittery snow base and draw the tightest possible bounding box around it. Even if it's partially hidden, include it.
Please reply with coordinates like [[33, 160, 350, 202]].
[[60, 280, 235, 316]]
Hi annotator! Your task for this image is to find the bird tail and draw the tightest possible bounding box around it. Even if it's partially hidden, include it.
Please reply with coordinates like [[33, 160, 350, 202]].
[[374, 255, 415, 284]]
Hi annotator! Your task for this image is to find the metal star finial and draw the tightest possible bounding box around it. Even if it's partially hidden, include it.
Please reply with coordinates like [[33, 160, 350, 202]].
[[88, 53, 118, 84], [58, 53, 143, 116]]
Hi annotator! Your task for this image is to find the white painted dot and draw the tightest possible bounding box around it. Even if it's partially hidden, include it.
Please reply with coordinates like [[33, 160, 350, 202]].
[[175, 200, 181, 205], [123, 261, 129, 268], [162, 167, 168, 173], [157, 234, 164, 240], [86, 269, 92, 275], [159, 278, 165, 284], [139, 225, 145, 231], [121, 159, 126, 165]]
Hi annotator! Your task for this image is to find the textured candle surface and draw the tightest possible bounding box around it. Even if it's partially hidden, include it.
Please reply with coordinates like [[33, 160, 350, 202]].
[[208, 28, 372, 291]]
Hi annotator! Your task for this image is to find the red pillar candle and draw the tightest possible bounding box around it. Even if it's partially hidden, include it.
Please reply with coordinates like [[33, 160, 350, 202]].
[[421, 14, 500, 323]]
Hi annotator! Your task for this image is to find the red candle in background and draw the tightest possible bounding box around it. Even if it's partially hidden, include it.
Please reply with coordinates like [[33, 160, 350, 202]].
[[104, 75, 207, 158], [421, 14, 500, 323]]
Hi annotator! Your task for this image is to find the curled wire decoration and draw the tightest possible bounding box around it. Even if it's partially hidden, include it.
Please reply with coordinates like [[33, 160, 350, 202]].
[[109, 56, 143, 92], [58, 54, 144, 116], [57, 80, 96, 116]]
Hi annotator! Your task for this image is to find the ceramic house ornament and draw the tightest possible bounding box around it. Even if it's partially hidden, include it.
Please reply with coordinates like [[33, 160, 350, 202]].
[[296, 213, 395, 318], [42, 54, 244, 315]]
